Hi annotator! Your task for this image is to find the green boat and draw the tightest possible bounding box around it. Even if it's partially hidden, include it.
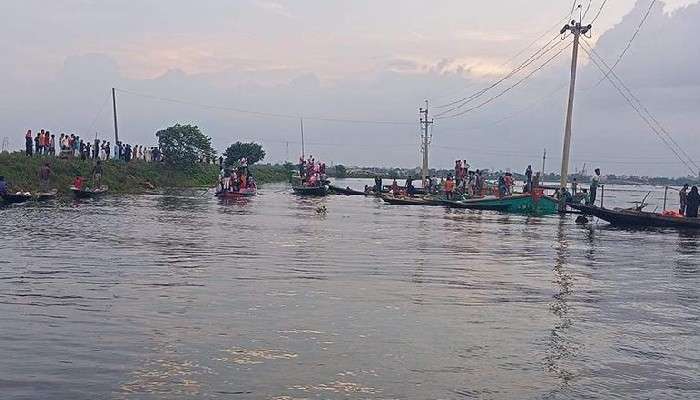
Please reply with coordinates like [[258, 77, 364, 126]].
[[447, 194, 559, 215]]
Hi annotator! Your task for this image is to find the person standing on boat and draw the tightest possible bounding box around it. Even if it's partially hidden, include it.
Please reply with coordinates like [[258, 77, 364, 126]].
[[571, 178, 578, 196], [587, 168, 601, 206], [679, 184, 689, 215], [405, 176, 415, 195], [504, 172, 514, 196], [525, 165, 533, 193], [374, 176, 382, 194], [445, 175, 455, 200], [686, 186, 700, 218], [25, 130, 33, 156]]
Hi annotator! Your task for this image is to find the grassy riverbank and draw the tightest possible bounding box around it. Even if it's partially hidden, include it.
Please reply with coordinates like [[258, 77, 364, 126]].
[[0, 152, 292, 195]]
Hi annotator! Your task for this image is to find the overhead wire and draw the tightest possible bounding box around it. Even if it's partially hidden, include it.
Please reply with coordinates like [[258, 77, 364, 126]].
[[580, 41, 698, 175], [588, 0, 608, 24], [587, 0, 656, 90], [583, 40, 699, 171], [86, 92, 112, 134], [114, 88, 416, 126], [434, 32, 564, 111], [435, 41, 572, 120], [434, 3, 579, 110]]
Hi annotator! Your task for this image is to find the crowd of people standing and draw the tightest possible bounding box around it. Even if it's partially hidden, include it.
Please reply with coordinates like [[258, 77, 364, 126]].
[[23, 129, 161, 163], [298, 155, 327, 187]]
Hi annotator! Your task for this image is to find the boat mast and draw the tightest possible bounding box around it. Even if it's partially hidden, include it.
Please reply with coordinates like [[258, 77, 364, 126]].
[[559, 18, 591, 209], [300, 117, 305, 159]]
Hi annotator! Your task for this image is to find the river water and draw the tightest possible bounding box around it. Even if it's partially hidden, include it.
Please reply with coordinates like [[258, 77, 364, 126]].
[[1, 180, 698, 399]]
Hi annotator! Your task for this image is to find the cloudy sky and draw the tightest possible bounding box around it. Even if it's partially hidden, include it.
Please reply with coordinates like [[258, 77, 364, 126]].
[[1, 0, 698, 176]]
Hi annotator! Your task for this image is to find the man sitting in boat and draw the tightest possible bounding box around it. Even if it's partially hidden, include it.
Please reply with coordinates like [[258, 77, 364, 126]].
[[72, 176, 86, 191], [0, 176, 7, 196], [229, 171, 240, 192], [405, 176, 415, 195], [390, 179, 400, 195], [307, 173, 320, 187]]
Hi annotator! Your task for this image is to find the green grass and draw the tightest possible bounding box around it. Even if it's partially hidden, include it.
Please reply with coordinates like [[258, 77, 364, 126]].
[[0, 152, 291, 195]]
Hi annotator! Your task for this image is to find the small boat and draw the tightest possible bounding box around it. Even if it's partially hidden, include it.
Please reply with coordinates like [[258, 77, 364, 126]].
[[446, 194, 559, 215], [36, 189, 58, 202], [1, 192, 33, 204], [328, 185, 366, 196], [215, 187, 257, 198], [380, 195, 442, 206], [570, 203, 700, 229], [71, 186, 109, 199], [292, 185, 329, 196], [440, 198, 511, 211]]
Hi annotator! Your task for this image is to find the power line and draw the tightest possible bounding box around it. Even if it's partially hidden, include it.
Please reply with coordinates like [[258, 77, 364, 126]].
[[435, 41, 572, 120], [581, 0, 593, 21], [86, 91, 112, 134], [580, 42, 698, 175], [587, 0, 656, 90], [583, 40, 699, 172], [114, 88, 415, 126], [435, 32, 564, 112], [589, 0, 609, 25], [434, 4, 579, 110]]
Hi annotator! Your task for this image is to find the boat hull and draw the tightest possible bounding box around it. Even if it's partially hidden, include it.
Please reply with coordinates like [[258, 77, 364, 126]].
[[571, 203, 700, 229], [328, 185, 365, 196], [71, 186, 108, 199], [216, 188, 257, 198], [292, 185, 329, 196], [1, 194, 33, 204], [459, 194, 559, 215], [380, 195, 442, 206]]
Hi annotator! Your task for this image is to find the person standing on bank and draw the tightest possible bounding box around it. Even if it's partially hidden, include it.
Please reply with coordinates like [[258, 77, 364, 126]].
[[587, 168, 601, 206]]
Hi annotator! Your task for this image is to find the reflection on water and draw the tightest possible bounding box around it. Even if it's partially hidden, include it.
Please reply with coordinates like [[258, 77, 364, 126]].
[[545, 218, 576, 390], [1, 181, 699, 399]]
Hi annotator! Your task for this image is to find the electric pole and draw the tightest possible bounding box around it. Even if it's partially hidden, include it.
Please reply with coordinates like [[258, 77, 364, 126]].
[[112, 88, 119, 144], [541, 148, 547, 177], [559, 19, 591, 210], [420, 100, 433, 187], [299, 117, 305, 159]]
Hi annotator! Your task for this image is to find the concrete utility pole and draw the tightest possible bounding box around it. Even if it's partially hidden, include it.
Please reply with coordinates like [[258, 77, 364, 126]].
[[112, 88, 119, 144], [541, 148, 547, 177], [419, 100, 433, 187], [559, 19, 591, 209], [299, 118, 305, 159]]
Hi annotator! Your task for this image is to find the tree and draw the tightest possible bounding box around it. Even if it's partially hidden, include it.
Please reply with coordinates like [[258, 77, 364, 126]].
[[335, 164, 347, 178], [156, 124, 216, 167], [224, 142, 265, 166]]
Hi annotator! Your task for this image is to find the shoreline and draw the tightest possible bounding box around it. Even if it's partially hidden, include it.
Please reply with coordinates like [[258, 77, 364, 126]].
[[0, 152, 292, 197]]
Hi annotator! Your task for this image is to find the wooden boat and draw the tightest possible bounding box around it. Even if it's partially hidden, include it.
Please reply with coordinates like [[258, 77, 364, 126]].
[[443, 194, 559, 215], [380, 195, 442, 206], [71, 186, 109, 199], [36, 189, 58, 201], [1, 192, 33, 204], [440, 198, 510, 211], [328, 185, 365, 196], [292, 185, 329, 196], [570, 203, 700, 229], [215, 187, 257, 198]]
